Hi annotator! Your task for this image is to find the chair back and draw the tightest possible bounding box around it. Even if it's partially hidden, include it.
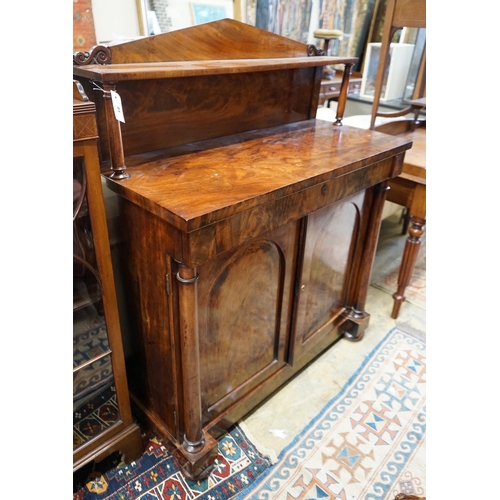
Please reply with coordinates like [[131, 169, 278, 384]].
[[369, 0, 426, 130]]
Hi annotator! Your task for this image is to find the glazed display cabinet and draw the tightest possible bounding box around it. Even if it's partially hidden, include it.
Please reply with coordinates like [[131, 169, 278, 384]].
[[73, 80, 142, 471]]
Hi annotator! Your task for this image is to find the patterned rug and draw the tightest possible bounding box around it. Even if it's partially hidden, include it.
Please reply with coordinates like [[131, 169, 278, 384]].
[[237, 327, 426, 499], [73, 425, 272, 500]]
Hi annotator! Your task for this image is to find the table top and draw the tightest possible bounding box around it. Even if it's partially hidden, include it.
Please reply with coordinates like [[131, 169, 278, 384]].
[[401, 127, 425, 179], [105, 119, 412, 232]]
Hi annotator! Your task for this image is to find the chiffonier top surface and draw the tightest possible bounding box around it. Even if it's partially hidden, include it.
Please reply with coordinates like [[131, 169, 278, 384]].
[[105, 119, 412, 233]]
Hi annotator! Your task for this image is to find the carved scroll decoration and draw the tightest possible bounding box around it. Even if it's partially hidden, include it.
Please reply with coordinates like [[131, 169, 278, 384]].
[[307, 44, 326, 56], [73, 45, 112, 65]]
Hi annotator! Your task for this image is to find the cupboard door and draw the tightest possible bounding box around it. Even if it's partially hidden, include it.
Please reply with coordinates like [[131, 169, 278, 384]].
[[196, 222, 299, 423], [291, 191, 365, 363]]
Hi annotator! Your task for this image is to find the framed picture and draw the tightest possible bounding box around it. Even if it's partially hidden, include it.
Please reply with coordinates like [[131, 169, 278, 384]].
[[190, 2, 230, 25], [136, 0, 235, 33]]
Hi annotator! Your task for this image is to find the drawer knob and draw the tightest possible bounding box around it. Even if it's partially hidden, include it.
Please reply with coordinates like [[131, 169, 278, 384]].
[[301, 284, 306, 291]]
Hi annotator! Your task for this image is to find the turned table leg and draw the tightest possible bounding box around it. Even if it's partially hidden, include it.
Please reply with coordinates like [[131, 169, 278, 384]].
[[391, 182, 425, 319], [391, 216, 425, 318]]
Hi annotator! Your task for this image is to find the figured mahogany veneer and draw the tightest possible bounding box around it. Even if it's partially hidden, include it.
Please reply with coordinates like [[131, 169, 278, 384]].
[[110, 121, 410, 236], [73, 19, 413, 479]]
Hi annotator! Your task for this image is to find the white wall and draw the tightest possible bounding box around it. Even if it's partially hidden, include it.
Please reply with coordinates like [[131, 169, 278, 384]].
[[168, 0, 234, 32], [91, 0, 236, 42], [91, 0, 142, 43]]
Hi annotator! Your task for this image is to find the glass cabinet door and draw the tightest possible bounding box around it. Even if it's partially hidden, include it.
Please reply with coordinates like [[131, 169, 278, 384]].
[[73, 155, 120, 451]]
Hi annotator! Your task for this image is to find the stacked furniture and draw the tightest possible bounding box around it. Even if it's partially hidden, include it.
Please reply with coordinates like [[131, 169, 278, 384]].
[[318, 71, 362, 107], [73, 19, 412, 479]]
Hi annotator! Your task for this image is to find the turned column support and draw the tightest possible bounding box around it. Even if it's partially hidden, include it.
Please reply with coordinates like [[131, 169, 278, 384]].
[[175, 264, 204, 453], [342, 181, 390, 341], [101, 82, 129, 180], [391, 216, 425, 319], [391, 180, 426, 319], [174, 263, 218, 479], [334, 63, 354, 126]]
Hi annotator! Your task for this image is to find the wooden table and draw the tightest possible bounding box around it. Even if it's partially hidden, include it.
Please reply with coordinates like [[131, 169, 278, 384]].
[[383, 125, 426, 318], [74, 18, 412, 479]]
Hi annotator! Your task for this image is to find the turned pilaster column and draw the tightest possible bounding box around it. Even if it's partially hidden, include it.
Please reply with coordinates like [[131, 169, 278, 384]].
[[102, 82, 129, 180], [334, 63, 354, 126], [174, 263, 218, 479], [342, 181, 390, 341], [175, 264, 204, 453]]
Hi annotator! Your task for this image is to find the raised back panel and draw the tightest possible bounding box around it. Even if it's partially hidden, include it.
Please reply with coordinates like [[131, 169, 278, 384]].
[[107, 18, 309, 63], [74, 19, 335, 164], [107, 68, 317, 158]]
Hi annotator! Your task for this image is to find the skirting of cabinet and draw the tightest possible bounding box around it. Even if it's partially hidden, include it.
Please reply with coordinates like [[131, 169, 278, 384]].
[[73, 422, 143, 471]]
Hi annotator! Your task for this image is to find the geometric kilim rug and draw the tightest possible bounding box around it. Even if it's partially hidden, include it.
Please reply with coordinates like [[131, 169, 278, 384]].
[[73, 425, 272, 500], [237, 327, 426, 499]]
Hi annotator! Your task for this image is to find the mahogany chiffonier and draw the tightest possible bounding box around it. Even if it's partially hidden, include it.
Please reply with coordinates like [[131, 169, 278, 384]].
[[73, 19, 412, 479], [73, 80, 143, 471]]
